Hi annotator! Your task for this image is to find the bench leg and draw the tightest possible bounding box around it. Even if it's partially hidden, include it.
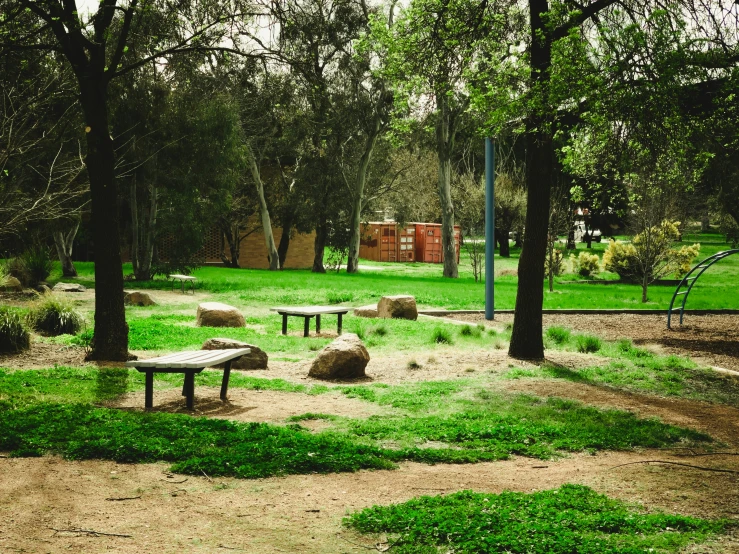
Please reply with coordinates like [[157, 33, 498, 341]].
[[282, 313, 288, 335], [220, 361, 232, 401], [337, 313, 343, 335], [316, 314, 321, 334], [184, 371, 195, 410], [304, 316, 310, 337], [145, 371, 154, 410]]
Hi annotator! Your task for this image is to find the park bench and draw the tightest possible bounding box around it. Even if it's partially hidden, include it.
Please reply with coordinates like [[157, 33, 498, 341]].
[[270, 306, 350, 337], [168, 274, 197, 294], [125, 348, 250, 410]]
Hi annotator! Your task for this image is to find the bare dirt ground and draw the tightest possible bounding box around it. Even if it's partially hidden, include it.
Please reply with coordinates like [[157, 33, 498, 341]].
[[1, 450, 737, 554], [449, 313, 739, 372]]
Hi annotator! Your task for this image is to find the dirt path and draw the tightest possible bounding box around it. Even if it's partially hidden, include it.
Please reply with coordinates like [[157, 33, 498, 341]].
[[1, 450, 737, 554]]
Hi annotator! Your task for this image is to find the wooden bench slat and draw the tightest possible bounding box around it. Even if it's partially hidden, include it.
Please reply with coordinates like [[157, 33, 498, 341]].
[[270, 306, 350, 315], [126, 348, 251, 369]]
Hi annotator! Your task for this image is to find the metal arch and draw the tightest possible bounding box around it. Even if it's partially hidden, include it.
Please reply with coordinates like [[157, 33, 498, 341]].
[[667, 249, 739, 329]]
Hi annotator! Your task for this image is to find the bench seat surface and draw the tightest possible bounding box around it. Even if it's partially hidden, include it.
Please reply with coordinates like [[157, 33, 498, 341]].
[[125, 348, 251, 369], [270, 306, 350, 316]]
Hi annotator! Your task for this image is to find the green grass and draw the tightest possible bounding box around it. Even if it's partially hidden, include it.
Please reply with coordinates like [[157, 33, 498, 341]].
[[345, 484, 729, 554], [38, 232, 739, 311]]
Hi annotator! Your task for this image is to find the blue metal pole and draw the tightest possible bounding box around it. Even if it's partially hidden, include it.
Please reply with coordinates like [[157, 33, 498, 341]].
[[485, 137, 495, 320]]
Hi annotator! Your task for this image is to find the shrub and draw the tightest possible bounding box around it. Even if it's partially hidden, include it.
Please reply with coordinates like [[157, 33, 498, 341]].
[[546, 326, 571, 345], [21, 246, 54, 287], [576, 334, 602, 353], [326, 291, 354, 304], [432, 327, 453, 344], [0, 262, 11, 288], [544, 248, 565, 276], [370, 324, 388, 337], [573, 251, 600, 277], [407, 359, 422, 370], [460, 324, 481, 337], [602, 239, 639, 279], [5, 257, 29, 286], [27, 296, 84, 336], [0, 306, 31, 353], [69, 328, 93, 350]]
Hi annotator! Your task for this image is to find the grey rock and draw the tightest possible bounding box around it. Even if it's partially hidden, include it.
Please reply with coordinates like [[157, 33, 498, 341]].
[[202, 337, 268, 370], [1, 276, 23, 292], [196, 302, 245, 328], [52, 282, 86, 293], [309, 333, 369, 380], [377, 295, 417, 320]]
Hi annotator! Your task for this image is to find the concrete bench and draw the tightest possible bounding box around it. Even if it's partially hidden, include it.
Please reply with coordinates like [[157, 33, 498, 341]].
[[270, 306, 350, 337], [125, 348, 250, 410], [168, 274, 197, 294]]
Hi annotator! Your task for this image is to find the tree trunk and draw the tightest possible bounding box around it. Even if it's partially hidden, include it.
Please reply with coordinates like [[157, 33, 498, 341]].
[[509, 0, 552, 361], [79, 75, 129, 361], [496, 228, 510, 257], [277, 209, 294, 269], [246, 144, 279, 270], [52, 219, 79, 278], [130, 180, 157, 281], [219, 222, 240, 268], [312, 219, 328, 273], [436, 92, 458, 278], [347, 92, 387, 274]]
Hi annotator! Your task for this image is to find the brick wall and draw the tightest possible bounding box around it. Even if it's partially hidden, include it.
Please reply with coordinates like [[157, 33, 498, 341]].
[[239, 227, 315, 269]]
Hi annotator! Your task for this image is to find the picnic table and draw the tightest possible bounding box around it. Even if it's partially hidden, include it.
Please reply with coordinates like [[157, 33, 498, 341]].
[[270, 306, 350, 337], [168, 274, 197, 294], [125, 348, 250, 410]]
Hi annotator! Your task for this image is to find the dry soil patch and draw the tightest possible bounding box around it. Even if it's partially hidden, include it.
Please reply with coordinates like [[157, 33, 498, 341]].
[[0, 452, 737, 554]]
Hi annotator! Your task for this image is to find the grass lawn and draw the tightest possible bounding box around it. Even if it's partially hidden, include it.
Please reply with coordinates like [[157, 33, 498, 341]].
[[44, 232, 739, 311]]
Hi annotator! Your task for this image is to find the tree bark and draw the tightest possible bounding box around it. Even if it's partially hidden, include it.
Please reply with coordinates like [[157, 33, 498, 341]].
[[79, 75, 129, 361], [509, 0, 553, 361], [52, 219, 79, 278], [312, 219, 328, 273], [347, 91, 387, 274], [277, 209, 294, 269], [219, 222, 241, 268], [436, 92, 458, 278], [496, 227, 510, 257], [130, 180, 157, 281], [246, 144, 280, 270]]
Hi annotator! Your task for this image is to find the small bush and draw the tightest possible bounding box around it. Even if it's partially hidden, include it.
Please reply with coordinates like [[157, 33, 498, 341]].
[[326, 291, 354, 304], [0, 262, 11, 288], [432, 327, 453, 344], [544, 248, 565, 276], [546, 326, 571, 345], [0, 306, 31, 353], [573, 251, 600, 277], [407, 359, 422, 370], [370, 324, 388, 337], [576, 334, 602, 353], [70, 328, 93, 350], [21, 246, 54, 287], [459, 324, 481, 338], [27, 297, 84, 336]]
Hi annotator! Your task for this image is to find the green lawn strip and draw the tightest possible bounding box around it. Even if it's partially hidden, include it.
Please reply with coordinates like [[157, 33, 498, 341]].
[[0, 367, 330, 407], [344, 484, 729, 554], [40, 232, 738, 311], [115, 313, 496, 354], [330, 393, 711, 463]]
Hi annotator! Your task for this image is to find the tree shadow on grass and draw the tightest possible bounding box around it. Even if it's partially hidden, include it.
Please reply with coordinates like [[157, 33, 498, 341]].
[[94, 368, 130, 402]]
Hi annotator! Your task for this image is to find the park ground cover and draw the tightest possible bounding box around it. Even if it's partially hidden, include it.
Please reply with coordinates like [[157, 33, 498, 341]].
[[0, 232, 738, 552]]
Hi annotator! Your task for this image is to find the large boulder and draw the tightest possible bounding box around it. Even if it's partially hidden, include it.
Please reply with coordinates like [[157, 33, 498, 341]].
[[52, 282, 86, 293], [124, 291, 157, 306], [377, 295, 417, 320], [353, 304, 378, 318], [196, 302, 245, 327], [1, 276, 23, 292], [201, 337, 268, 370], [309, 333, 369, 380]]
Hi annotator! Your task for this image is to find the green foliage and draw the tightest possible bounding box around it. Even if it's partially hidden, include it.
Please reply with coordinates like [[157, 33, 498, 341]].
[[546, 326, 571, 345], [545, 248, 565, 276], [370, 323, 388, 337], [576, 335, 602, 353], [0, 403, 396, 478], [0, 307, 30, 354], [345, 484, 726, 553], [20, 246, 54, 287], [432, 327, 453, 344], [573, 251, 601, 277], [26, 296, 84, 336], [326, 291, 354, 304], [70, 328, 93, 349]]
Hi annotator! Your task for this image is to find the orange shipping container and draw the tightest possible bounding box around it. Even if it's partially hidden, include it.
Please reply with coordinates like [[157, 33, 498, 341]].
[[359, 222, 398, 262], [414, 223, 461, 264]]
